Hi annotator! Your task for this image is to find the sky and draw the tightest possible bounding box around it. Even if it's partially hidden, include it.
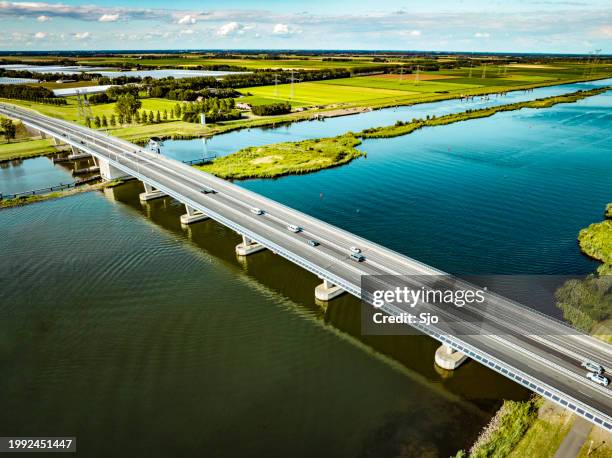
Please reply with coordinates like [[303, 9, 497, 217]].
[[0, 0, 610, 53]]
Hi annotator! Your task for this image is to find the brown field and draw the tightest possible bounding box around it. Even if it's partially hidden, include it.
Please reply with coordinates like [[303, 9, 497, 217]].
[[373, 73, 457, 81]]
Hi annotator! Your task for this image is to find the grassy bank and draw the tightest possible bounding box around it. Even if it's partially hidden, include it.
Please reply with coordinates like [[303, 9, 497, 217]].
[[358, 87, 610, 139], [198, 135, 363, 179], [578, 218, 612, 275], [555, 204, 612, 333], [453, 398, 540, 458], [0, 138, 56, 162], [0, 179, 125, 209]]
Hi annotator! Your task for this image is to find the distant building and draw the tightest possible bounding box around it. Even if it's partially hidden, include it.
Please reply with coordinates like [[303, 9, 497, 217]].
[[236, 102, 252, 110]]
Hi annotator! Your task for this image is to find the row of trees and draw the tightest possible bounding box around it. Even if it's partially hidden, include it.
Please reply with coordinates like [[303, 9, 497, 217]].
[[86, 109, 176, 128], [0, 84, 66, 104], [251, 102, 291, 116]]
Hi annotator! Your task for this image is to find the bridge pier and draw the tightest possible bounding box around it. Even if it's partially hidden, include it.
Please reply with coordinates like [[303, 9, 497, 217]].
[[98, 157, 128, 181], [315, 279, 345, 301], [67, 145, 91, 161], [434, 344, 468, 370], [139, 182, 165, 202], [236, 235, 265, 256], [180, 205, 209, 225]]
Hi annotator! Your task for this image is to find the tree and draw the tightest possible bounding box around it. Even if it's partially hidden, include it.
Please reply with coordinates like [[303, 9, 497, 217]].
[[134, 111, 140, 124], [1, 118, 16, 143], [155, 111, 161, 123], [125, 113, 132, 124], [118, 113, 124, 125], [174, 103, 182, 119], [85, 117, 92, 128], [110, 114, 116, 127], [101, 114, 108, 127], [93, 116, 101, 128], [162, 109, 168, 121], [114, 93, 141, 118]]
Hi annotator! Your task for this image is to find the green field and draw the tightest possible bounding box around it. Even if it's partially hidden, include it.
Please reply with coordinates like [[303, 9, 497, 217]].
[[0, 138, 55, 161], [241, 63, 612, 108], [76, 56, 393, 70], [318, 75, 481, 93], [0, 97, 182, 124], [240, 81, 414, 106]]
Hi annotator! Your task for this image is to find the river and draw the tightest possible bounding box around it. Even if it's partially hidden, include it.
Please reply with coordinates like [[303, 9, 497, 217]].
[[0, 80, 610, 457]]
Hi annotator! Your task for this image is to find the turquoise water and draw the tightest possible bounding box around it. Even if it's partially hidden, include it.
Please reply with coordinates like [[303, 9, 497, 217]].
[[0, 156, 75, 196], [239, 87, 612, 277]]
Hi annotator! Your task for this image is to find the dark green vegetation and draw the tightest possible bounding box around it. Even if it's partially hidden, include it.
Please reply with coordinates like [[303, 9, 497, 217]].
[[0, 84, 65, 104], [358, 87, 611, 139], [555, 275, 612, 334], [453, 398, 540, 458], [1, 118, 16, 142], [199, 135, 363, 179], [555, 204, 611, 335], [181, 98, 239, 123], [251, 102, 292, 116]]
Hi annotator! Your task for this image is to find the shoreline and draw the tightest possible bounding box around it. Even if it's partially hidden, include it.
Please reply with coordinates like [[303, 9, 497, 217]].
[[0, 179, 125, 209], [196, 86, 609, 180], [3, 75, 610, 148], [3, 85, 609, 204]]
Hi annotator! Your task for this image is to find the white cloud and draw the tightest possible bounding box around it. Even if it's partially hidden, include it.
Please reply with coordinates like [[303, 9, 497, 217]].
[[99, 14, 119, 22], [37, 15, 50, 22], [177, 14, 196, 25], [273, 23, 289, 35], [474, 32, 491, 38], [216, 21, 249, 37], [74, 32, 91, 40], [409, 30, 421, 36], [34, 31, 47, 39], [179, 29, 194, 36], [272, 23, 300, 37]]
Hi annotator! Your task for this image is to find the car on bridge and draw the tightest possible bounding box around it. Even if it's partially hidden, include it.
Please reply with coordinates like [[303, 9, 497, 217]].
[[201, 186, 217, 194], [287, 224, 302, 233], [307, 239, 319, 247], [586, 372, 610, 387], [251, 207, 264, 215], [350, 246, 362, 254], [350, 252, 365, 262], [581, 360, 604, 375]]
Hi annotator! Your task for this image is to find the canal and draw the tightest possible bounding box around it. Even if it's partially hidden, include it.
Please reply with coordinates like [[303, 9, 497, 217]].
[[0, 80, 610, 457]]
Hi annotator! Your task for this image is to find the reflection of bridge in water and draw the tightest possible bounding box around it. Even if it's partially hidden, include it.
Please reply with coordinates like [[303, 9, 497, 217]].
[[2, 102, 610, 431]]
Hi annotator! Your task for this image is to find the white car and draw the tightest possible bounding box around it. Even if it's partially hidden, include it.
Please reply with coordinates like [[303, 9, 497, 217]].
[[586, 372, 609, 386], [287, 224, 302, 233], [581, 360, 604, 375], [350, 246, 361, 254], [251, 207, 264, 215]]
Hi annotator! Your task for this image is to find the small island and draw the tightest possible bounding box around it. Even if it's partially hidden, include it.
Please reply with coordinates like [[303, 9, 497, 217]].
[[198, 134, 364, 179]]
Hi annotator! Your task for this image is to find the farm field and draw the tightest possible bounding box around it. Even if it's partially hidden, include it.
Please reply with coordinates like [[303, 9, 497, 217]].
[[318, 75, 482, 93], [75, 56, 394, 70], [240, 81, 416, 106], [241, 63, 612, 108]]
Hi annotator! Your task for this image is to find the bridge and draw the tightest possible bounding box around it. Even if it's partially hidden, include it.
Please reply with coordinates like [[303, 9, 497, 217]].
[[2, 103, 611, 431]]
